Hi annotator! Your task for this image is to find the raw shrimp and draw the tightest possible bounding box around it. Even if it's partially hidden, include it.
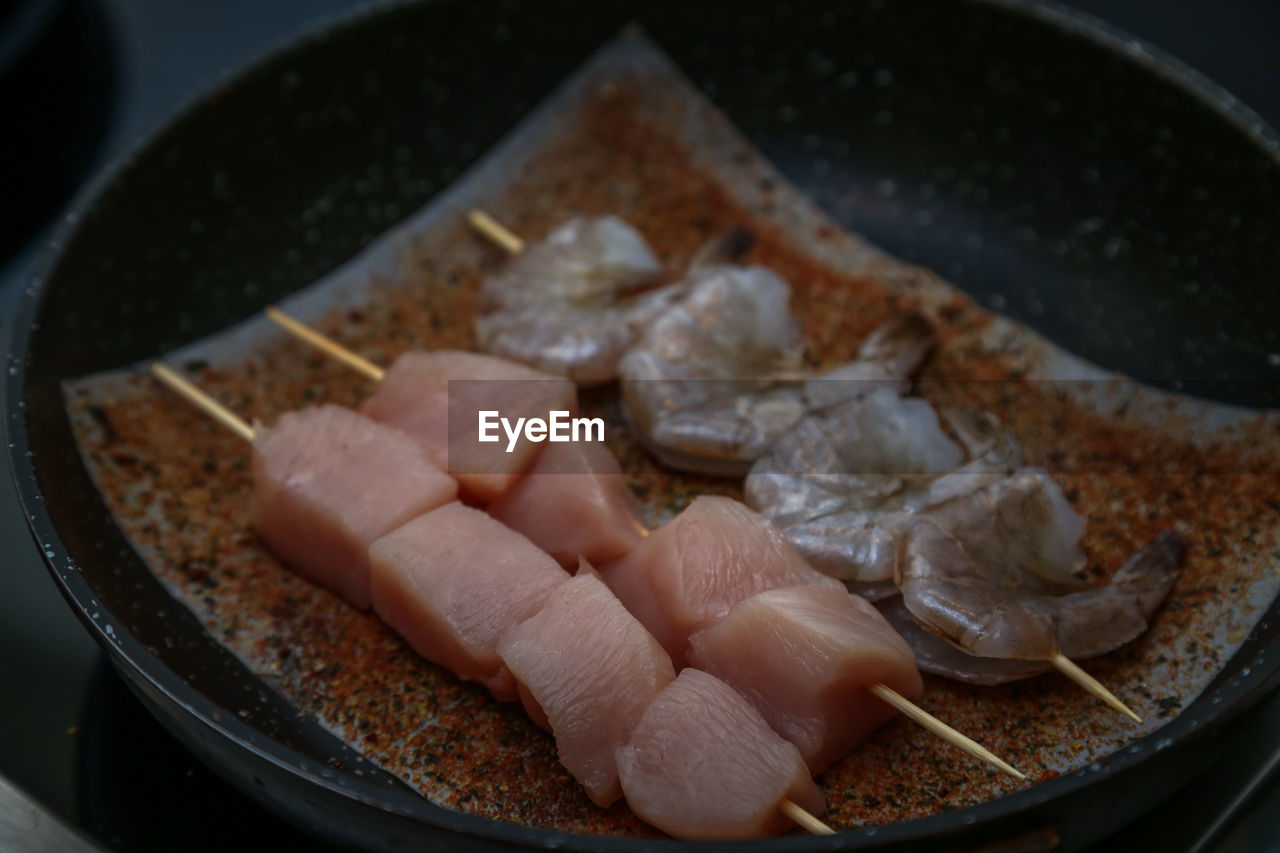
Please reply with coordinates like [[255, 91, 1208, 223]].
[[746, 397, 1020, 598], [619, 260, 936, 476], [876, 596, 1055, 685], [898, 471, 1184, 662], [474, 216, 673, 384]]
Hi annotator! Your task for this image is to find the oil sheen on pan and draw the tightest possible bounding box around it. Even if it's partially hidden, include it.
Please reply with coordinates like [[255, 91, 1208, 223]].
[[63, 31, 1280, 835]]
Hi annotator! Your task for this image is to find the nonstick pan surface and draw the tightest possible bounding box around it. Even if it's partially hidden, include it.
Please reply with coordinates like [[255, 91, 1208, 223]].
[[8, 0, 1280, 849]]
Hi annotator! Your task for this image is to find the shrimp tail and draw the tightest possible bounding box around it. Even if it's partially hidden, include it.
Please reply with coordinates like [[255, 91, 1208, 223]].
[[856, 312, 936, 378], [688, 225, 757, 269], [1112, 530, 1185, 619]]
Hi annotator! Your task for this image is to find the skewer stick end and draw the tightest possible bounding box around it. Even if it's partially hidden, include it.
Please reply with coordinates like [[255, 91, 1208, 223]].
[[467, 209, 525, 255], [150, 362, 255, 443], [869, 683, 1027, 781], [264, 305, 385, 382], [779, 798, 835, 835], [1052, 654, 1142, 723]]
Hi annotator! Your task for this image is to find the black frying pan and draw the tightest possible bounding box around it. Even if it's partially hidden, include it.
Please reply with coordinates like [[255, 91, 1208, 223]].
[[8, 0, 1280, 849]]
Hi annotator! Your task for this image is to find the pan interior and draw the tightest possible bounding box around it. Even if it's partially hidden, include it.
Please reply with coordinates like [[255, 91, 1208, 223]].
[[26, 0, 1280, 403], [13, 0, 1280, 848]]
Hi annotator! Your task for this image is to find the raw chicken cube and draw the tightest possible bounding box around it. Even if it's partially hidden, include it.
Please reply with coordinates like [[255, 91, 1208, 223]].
[[600, 496, 843, 662], [249, 404, 457, 608], [369, 502, 568, 700], [497, 573, 675, 806], [688, 584, 923, 774], [486, 440, 647, 568], [615, 668, 825, 839], [358, 350, 578, 502]]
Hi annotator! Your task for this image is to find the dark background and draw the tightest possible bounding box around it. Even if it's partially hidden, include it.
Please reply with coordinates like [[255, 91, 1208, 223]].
[[1, 0, 1277, 849]]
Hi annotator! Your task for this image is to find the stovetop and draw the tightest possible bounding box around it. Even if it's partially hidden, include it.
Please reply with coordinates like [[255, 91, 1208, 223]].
[[2, 1, 1278, 850]]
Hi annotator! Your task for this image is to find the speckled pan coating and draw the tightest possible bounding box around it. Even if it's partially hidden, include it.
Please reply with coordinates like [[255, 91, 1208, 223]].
[[63, 31, 1280, 838]]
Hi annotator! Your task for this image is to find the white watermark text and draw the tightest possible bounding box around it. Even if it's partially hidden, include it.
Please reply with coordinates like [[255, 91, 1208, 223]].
[[477, 410, 605, 453]]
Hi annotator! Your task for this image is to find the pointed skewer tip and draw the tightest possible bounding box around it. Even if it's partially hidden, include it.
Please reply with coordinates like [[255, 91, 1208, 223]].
[[1051, 654, 1142, 723], [869, 683, 1027, 781]]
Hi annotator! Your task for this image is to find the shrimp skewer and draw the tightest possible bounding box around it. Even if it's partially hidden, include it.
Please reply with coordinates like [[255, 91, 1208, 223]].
[[468, 210, 759, 387], [898, 472, 1183, 720], [745, 393, 1017, 599], [753, 390, 1178, 717], [877, 528, 1182, 705], [470, 211, 676, 384], [471, 210, 936, 477], [618, 273, 935, 476]]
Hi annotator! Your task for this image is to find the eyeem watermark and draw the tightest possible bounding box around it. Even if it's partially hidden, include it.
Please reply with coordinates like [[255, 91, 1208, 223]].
[[478, 410, 605, 453]]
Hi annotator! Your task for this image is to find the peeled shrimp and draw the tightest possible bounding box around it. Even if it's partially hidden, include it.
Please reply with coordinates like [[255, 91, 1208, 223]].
[[876, 595, 1055, 685], [619, 261, 935, 476], [475, 216, 672, 383], [745, 397, 1020, 598], [898, 471, 1184, 662]]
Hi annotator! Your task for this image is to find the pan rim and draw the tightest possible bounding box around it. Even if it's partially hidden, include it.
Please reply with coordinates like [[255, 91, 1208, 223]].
[[6, 0, 1280, 848]]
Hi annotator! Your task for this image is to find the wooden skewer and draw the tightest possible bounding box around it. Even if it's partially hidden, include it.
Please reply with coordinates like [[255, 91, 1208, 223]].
[[467, 209, 524, 254], [151, 363, 254, 442], [869, 684, 1025, 781], [1052, 653, 1142, 723], [779, 799, 835, 835], [264, 306, 385, 382], [149, 359, 836, 836]]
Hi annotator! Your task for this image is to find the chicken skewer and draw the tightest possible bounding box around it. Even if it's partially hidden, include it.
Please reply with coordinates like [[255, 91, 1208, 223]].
[[265, 306, 648, 568], [254, 316, 576, 504], [149, 362, 833, 837], [499, 569, 832, 837], [152, 363, 572, 697], [149, 365, 459, 608], [602, 496, 1026, 780], [151, 362, 610, 697]]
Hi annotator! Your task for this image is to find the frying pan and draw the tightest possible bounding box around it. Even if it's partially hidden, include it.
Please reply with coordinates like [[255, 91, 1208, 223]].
[[8, 0, 1280, 848]]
